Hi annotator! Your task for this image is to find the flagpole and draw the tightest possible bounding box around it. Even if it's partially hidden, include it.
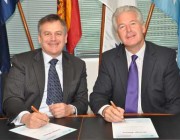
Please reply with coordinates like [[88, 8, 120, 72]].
[[99, 4, 106, 66], [17, 1, 34, 51], [144, 3, 155, 37]]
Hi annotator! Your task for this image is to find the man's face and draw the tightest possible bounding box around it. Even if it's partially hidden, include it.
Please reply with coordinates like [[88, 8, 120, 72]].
[[38, 21, 67, 57], [116, 11, 145, 50]]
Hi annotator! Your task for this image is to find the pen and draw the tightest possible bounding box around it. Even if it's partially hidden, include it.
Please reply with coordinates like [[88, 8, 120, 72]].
[[110, 101, 125, 121], [31, 106, 39, 113], [110, 101, 117, 109]]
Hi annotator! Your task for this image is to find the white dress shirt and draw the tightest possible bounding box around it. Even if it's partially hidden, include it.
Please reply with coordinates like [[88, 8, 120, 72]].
[[125, 43, 146, 113], [39, 52, 63, 116]]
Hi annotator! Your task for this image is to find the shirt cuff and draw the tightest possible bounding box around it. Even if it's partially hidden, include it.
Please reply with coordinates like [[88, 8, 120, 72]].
[[98, 105, 110, 117], [70, 105, 77, 116], [12, 111, 30, 126]]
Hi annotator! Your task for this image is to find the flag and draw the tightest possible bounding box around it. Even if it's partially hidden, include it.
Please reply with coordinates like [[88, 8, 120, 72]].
[[99, 0, 137, 52], [0, 0, 19, 114], [57, 0, 82, 54], [0, 25, 10, 75], [0, 0, 19, 25], [152, 0, 180, 68]]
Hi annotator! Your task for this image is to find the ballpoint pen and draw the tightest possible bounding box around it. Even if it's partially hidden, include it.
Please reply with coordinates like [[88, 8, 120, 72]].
[[110, 101, 117, 109], [31, 106, 39, 113]]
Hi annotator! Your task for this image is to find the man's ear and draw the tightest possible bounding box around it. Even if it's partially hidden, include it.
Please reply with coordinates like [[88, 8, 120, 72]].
[[142, 24, 146, 34], [65, 33, 68, 44], [38, 34, 41, 44]]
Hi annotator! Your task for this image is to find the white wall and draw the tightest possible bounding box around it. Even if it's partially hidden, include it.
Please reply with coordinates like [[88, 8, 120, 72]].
[[83, 58, 99, 114]]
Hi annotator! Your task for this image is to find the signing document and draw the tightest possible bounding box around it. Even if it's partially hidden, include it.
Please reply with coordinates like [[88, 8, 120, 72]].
[[112, 118, 159, 138], [10, 123, 76, 140]]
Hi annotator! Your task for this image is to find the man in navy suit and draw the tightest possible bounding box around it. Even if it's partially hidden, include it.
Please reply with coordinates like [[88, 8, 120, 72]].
[[3, 14, 88, 128], [90, 5, 180, 122]]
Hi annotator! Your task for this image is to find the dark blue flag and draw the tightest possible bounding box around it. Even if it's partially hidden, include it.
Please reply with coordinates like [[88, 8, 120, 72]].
[[0, 25, 10, 74], [0, 0, 19, 25], [0, 0, 19, 114]]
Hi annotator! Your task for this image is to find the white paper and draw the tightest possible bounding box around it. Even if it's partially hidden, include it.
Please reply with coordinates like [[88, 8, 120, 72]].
[[112, 118, 159, 138], [10, 123, 76, 140]]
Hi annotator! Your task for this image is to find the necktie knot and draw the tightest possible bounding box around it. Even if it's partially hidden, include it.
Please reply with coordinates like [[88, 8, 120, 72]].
[[132, 55, 138, 63], [49, 59, 58, 66]]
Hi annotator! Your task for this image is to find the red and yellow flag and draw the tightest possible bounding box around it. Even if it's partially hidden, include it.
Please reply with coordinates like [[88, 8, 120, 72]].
[[57, 0, 82, 54]]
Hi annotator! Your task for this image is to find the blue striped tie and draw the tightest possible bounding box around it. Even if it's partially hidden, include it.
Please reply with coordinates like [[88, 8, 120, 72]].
[[46, 59, 63, 105]]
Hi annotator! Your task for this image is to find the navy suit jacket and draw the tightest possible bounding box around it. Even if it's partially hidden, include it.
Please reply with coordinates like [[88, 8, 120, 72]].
[[3, 49, 88, 119], [90, 41, 180, 114]]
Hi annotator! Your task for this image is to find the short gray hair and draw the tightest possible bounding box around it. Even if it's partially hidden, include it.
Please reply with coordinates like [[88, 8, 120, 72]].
[[112, 5, 144, 31]]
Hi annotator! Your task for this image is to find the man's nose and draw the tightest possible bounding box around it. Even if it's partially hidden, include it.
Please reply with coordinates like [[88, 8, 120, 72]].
[[126, 25, 132, 32]]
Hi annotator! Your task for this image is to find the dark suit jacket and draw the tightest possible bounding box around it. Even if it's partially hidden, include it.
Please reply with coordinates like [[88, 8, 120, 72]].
[[3, 49, 88, 119], [90, 41, 180, 114]]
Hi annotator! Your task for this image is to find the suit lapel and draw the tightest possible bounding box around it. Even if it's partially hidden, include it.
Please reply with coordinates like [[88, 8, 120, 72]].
[[141, 42, 157, 94], [62, 52, 71, 102], [32, 50, 45, 106], [116, 46, 128, 94]]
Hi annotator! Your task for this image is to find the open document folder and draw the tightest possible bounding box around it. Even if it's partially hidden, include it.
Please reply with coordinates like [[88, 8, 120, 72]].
[[9, 123, 76, 140], [112, 118, 159, 138]]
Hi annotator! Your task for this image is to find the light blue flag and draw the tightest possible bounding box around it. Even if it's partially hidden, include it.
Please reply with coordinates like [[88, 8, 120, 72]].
[[152, 0, 180, 68]]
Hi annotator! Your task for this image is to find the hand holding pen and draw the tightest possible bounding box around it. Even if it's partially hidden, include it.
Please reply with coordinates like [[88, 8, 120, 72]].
[[110, 101, 125, 120], [102, 101, 124, 123], [20, 106, 49, 129], [31, 105, 50, 122]]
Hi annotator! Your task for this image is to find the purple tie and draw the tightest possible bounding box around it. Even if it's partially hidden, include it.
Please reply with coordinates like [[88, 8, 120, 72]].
[[125, 55, 138, 113]]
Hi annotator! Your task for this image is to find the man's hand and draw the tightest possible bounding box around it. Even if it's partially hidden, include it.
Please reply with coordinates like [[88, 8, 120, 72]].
[[49, 103, 74, 118], [21, 112, 49, 128], [102, 106, 124, 122]]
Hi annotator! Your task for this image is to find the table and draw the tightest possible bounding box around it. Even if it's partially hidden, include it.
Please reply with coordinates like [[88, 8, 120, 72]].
[[1, 114, 180, 139], [0, 117, 82, 140], [80, 114, 180, 140]]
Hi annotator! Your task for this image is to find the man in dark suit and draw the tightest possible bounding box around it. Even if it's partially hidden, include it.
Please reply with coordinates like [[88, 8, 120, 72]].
[[3, 14, 88, 128], [90, 5, 180, 122]]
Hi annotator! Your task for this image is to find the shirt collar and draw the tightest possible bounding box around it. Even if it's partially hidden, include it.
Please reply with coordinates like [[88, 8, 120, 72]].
[[42, 51, 62, 65], [125, 42, 146, 60]]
